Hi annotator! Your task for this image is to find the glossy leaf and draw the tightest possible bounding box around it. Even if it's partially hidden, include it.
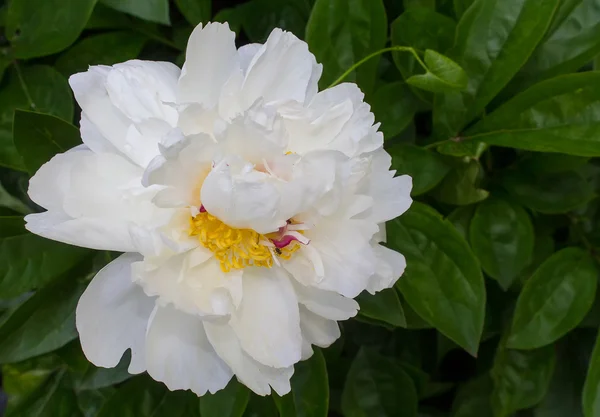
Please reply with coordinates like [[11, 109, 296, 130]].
[[239, 0, 313, 41], [465, 73, 600, 156], [0, 181, 30, 215], [469, 198, 534, 290], [306, 0, 387, 92], [432, 159, 489, 206], [491, 343, 556, 417], [584, 330, 600, 417], [370, 82, 419, 138], [75, 352, 133, 390], [175, 0, 211, 25], [388, 144, 450, 196], [274, 349, 328, 417], [406, 50, 468, 94], [453, 0, 476, 18], [447, 205, 475, 240], [341, 348, 418, 417], [508, 248, 598, 349], [55, 31, 147, 77], [388, 203, 486, 355], [452, 375, 494, 417], [0, 66, 73, 171], [13, 110, 82, 174], [0, 216, 90, 299], [357, 288, 406, 328], [501, 169, 594, 213], [0, 274, 86, 364], [527, 153, 590, 174], [6, 0, 97, 58], [433, 0, 559, 139], [100, 0, 170, 25], [200, 379, 250, 417]]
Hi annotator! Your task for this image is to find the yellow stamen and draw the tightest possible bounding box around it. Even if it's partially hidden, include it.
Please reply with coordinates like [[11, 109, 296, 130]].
[[189, 211, 301, 273]]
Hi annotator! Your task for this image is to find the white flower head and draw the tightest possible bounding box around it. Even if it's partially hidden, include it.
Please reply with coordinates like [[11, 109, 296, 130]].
[[25, 23, 412, 396]]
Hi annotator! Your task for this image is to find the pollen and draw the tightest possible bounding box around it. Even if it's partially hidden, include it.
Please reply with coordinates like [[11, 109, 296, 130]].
[[189, 210, 303, 273]]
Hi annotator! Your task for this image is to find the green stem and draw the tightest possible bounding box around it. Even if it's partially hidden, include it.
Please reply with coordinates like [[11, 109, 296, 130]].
[[327, 46, 427, 89]]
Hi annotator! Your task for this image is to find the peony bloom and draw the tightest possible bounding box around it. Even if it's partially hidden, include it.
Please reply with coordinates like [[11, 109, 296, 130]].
[[25, 23, 412, 396]]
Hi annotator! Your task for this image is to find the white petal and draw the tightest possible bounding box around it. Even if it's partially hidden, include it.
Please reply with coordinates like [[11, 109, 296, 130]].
[[80, 113, 121, 156], [178, 22, 240, 107], [241, 29, 321, 107], [229, 267, 302, 368], [288, 278, 358, 320], [238, 43, 262, 74], [366, 244, 407, 294], [300, 306, 340, 348], [204, 320, 294, 396], [145, 304, 233, 395], [76, 253, 155, 373]]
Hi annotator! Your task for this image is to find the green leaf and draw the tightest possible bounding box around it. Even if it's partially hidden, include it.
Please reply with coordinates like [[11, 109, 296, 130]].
[[200, 379, 250, 417], [175, 0, 211, 25], [356, 288, 407, 328], [6, 0, 97, 58], [55, 31, 147, 77], [504, 0, 600, 96], [243, 395, 279, 417], [508, 248, 598, 350], [388, 203, 486, 355], [390, 8, 456, 82], [526, 153, 590, 174], [100, 0, 170, 25], [13, 110, 82, 174], [370, 82, 419, 139], [388, 144, 450, 196], [407, 50, 469, 93], [452, 375, 494, 417], [76, 388, 116, 417], [0, 66, 73, 171], [85, 3, 132, 29], [447, 205, 475, 239], [465, 73, 600, 156], [75, 351, 133, 390], [0, 274, 86, 364], [433, 0, 560, 139], [453, 0, 476, 18], [432, 159, 489, 206], [501, 169, 594, 213], [469, 198, 535, 290], [584, 330, 600, 417], [341, 348, 418, 417], [305, 0, 387, 92], [0, 181, 30, 215], [274, 349, 328, 417], [239, 0, 313, 42], [491, 343, 556, 417], [0, 216, 90, 299]]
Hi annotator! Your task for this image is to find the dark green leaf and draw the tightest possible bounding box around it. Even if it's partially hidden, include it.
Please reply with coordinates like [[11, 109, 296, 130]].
[[407, 50, 468, 93], [239, 0, 313, 41], [86, 3, 131, 29], [453, 0, 476, 18], [0, 66, 73, 171], [491, 343, 556, 417], [452, 375, 494, 417], [583, 330, 600, 417], [341, 348, 418, 417], [469, 198, 534, 290], [508, 248, 598, 350], [447, 205, 475, 239], [0, 216, 90, 299], [357, 288, 407, 328], [0, 181, 30, 215], [388, 203, 486, 355], [526, 153, 590, 174], [200, 379, 250, 417], [6, 0, 97, 58], [305, 0, 387, 92], [433, 0, 560, 139], [55, 31, 147, 77], [388, 144, 450, 196], [432, 159, 489, 206], [0, 273, 86, 364], [501, 169, 594, 213], [13, 110, 82, 174], [76, 388, 116, 417], [370, 82, 419, 138], [243, 395, 279, 417], [274, 349, 328, 417], [100, 0, 170, 24], [175, 0, 211, 25], [466, 73, 600, 156], [75, 351, 133, 390]]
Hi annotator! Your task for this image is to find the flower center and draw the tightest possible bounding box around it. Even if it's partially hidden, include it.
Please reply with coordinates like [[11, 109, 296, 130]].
[[189, 208, 307, 273]]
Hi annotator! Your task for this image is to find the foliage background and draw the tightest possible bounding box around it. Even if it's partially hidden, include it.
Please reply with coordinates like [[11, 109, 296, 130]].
[[1, 0, 600, 416]]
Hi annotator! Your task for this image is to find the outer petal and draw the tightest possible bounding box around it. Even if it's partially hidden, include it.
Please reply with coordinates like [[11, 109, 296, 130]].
[[366, 244, 407, 294], [76, 253, 155, 373], [229, 267, 302, 369], [178, 22, 240, 107], [300, 306, 341, 348], [145, 304, 233, 395], [288, 278, 359, 320], [241, 29, 322, 108], [204, 320, 294, 396], [26, 149, 165, 252]]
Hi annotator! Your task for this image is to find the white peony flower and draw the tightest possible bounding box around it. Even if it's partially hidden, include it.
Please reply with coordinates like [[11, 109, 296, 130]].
[[25, 22, 412, 396]]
